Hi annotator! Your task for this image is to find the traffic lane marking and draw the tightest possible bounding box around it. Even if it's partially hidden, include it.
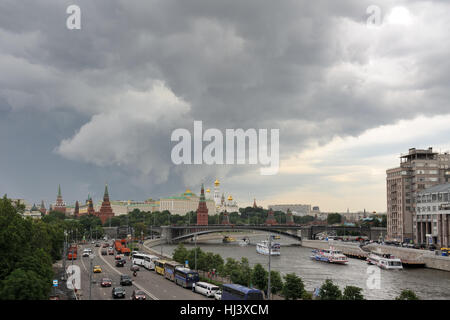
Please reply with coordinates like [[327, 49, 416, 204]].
[[97, 247, 159, 300]]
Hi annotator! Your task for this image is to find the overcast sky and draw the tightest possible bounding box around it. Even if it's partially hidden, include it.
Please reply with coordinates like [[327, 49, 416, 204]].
[[1, 0, 450, 212]]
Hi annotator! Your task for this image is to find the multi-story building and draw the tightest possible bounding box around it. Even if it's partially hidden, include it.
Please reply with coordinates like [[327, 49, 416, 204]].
[[386, 148, 450, 242], [415, 183, 450, 247], [268, 204, 312, 216]]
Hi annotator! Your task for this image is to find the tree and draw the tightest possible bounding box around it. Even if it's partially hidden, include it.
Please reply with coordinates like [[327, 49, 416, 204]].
[[269, 270, 283, 295], [327, 213, 342, 225], [342, 286, 365, 300], [173, 244, 189, 264], [0, 269, 50, 300], [251, 264, 267, 290], [396, 289, 419, 300], [319, 279, 342, 300], [282, 273, 305, 300]]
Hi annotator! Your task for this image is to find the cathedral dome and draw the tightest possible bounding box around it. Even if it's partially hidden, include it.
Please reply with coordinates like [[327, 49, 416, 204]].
[[228, 195, 233, 201], [214, 179, 220, 186]]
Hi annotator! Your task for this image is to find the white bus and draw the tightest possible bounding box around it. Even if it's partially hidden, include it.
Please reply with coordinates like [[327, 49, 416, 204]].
[[132, 253, 146, 266], [143, 254, 159, 270]]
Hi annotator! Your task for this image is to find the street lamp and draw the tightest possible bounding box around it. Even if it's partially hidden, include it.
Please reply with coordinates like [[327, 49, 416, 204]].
[[194, 234, 198, 271], [267, 234, 272, 300]]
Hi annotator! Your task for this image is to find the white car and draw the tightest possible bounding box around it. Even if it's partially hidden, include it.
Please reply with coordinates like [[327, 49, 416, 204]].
[[193, 282, 220, 298], [214, 290, 222, 300]]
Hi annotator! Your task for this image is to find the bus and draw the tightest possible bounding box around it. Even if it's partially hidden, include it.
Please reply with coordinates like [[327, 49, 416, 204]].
[[174, 267, 199, 289], [143, 254, 159, 270], [221, 284, 264, 300], [154, 260, 167, 275], [164, 261, 184, 281], [132, 253, 146, 266]]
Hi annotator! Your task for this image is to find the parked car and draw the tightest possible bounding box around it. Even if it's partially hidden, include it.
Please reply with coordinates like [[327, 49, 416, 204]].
[[120, 274, 132, 286], [101, 278, 112, 287], [214, 290, 222, 300], [193, 282, 220, 298], [112, 287, 126, 299], [131, 290, 146, 300]]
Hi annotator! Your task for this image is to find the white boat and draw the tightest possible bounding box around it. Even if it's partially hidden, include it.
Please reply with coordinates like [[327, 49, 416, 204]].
[[310, 247, 348, 264], [256, 240, 280, 255], [366, 251, 403, 270], [239, 238, 250, 246]]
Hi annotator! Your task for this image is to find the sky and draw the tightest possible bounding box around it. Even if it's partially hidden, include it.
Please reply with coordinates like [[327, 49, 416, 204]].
[[1, 0, 450, 212]]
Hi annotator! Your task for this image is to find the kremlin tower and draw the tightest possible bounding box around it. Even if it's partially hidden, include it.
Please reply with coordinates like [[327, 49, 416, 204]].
[[54, 185, 66, 214], [286, 208, 294, 225], [196, 184, 209, 225], [74, 201, 80, 218], [265, 209, 277, 225], [253, 198, 258, 209], [87, 194, 96, 215], [39, 200, 47, 215], [97, 184, 114, 225]]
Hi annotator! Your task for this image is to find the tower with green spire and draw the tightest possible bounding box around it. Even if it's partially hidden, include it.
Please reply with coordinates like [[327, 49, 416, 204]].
[[54, 184, 66, 214]]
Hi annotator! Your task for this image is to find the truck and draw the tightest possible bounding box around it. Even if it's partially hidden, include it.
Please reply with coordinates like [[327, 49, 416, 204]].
[[67, 245, 78, 260], [115, 239, 131, 256]]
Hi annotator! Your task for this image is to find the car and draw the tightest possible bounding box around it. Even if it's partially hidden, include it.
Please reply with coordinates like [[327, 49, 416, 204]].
[[93, 265, 102, 273], [95, 243, 101, 247], [120, 274, 132, 286], [214, 290, 222, 300], [101, 249, 107, 256], [130, 265, 140, 272], [116, 259, 126, 267], [91, 241, 95, 244], [102, 243, 109, 248], [131, 290, 146, 300], [112, 287, 126, 299], [101, 278, 112, 287], [82, 250, 90, 257], [115, 255, 123, 260]]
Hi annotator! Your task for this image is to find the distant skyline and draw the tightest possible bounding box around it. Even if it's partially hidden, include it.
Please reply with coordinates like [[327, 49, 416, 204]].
[[1, 1, 450, 213]]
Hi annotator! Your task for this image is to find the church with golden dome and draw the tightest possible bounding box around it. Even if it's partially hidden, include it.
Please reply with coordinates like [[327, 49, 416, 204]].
[[159, 187, 216, 216]]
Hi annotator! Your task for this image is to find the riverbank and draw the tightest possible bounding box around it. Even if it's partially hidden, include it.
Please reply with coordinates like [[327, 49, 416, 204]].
[[302, 240, 450, 272]]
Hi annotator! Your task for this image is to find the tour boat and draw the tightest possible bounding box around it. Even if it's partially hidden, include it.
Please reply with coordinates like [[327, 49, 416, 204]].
[[222, 236, 236, 243], [366, 251, 403, 270], [256, 240, 281, 255], [239, 238, 250, 246], [310, 247, 348, 264]]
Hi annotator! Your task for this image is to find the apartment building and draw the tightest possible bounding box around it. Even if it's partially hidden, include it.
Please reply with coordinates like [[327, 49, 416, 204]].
[[386, 148, 450, 242]]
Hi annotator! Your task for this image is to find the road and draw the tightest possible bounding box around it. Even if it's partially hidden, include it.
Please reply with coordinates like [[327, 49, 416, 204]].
[[70, 243, 209, 300]]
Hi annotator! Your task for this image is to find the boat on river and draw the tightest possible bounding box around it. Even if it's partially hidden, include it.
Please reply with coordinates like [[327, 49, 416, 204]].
[[367, 251, 403, 270], [222, 235, 236, 243], [256, 240, 281, 255], [310, 247, 348, 264]]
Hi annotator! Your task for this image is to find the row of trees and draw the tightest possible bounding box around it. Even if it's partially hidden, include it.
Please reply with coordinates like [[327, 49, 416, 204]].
[[0, 196, 66, 299]]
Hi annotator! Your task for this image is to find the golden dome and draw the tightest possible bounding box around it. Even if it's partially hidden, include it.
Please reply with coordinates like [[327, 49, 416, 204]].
[[228, 195, 233, 201], [185, 189, 191, 193], [206, 188, 211, 193], [214, 179, 220, 185]]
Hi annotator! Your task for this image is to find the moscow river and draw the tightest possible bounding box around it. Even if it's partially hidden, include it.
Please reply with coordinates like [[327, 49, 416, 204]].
[[153, 233, 450, 300]]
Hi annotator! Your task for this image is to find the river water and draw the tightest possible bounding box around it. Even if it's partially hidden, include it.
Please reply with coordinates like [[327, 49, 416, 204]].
[[153, 233, 450, 300]]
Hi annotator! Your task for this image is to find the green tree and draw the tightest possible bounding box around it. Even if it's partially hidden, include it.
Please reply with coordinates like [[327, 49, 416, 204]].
[[0, 269, 50, 300], [395, 289, 419, 300], [173, 243, 189, 264], [342, 285, 365, 300], [269, 270, 283, 295], [319, 279, 342, 300], [282, 273, 305, 300], [327, 213, 342, 225], [251, 264, 268, 290]]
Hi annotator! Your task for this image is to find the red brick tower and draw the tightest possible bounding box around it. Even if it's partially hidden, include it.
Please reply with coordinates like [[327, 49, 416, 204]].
[[54, 185, 66, 214], [265, 209, 277, 225], [97, 184, 114, 225], [74, 201, 79, 218], [87, 194, 96, 216], [196, 184, 209, 225], [286, 208, 294, 225], [221, 210, 230, 225], [253, 198, 258, 209]]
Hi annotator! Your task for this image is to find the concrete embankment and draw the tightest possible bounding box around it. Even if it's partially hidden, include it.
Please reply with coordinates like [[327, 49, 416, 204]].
[[302, 240, 450, 272]]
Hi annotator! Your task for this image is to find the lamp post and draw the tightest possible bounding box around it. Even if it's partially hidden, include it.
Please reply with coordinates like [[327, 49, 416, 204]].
[[89, 254, 94, 300], [267, 234, 272, 300], [194, 234, 198, 271]]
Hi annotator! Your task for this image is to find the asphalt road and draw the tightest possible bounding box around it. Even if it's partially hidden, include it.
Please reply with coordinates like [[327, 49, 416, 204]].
[[71, 243, 209, 300]]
